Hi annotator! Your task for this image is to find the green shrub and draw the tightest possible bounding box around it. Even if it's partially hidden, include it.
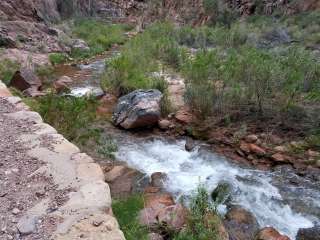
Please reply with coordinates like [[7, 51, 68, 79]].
[[0, 59, 19, 85], [102, 23, 177, 96], [174, 185, 223, 240], [97, 135, 118, 160], [31, 94, 98, 142], [112, 195, 149, 240], [49, 53, 68, 65], [35, 65, 56, 87], [72, 19, 130, 58]]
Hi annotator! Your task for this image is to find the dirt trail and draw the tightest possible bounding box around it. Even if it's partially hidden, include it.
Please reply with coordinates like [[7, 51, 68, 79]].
[[0, 81, 125, 240]]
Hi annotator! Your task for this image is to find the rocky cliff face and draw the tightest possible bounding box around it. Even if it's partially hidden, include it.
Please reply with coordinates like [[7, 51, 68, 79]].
[[0, 0, 319, 54]]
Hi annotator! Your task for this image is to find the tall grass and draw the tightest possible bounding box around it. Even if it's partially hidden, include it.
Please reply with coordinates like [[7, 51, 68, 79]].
[[112, 195, 149, 240], [30, 94, 98, 142], [72, 19, 130, 59]]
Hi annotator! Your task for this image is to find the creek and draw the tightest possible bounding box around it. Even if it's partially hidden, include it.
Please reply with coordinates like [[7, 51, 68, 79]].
[[54, 52, 320, 239]]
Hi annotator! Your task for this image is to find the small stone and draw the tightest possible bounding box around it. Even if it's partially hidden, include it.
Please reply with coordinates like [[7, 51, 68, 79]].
[[17, 215, 37, 235], [92, 220, 104, 227], [307, 150, 320, 158], [271, 153, 287, 163], [245, 134, 258, 143], [12, 208, 20, 215], [274, 146, 287, 153], [158, 119, 171, 130]]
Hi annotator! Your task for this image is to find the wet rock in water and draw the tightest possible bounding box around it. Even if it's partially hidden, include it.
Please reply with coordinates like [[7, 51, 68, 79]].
[[157, 204, 187, 231], [113, 89, 162, 129], [211, 181, 232, 205], [255, 227, 290, 240], [53, 76, 72, 93], [151, 172, 167, 189], [9, 67, 42, 92], [185, 138, 195, 152], [72, 39, 90, 52], [148, 233, 164, 240], [223, 206, 259, 240], [296, 226, 320, 240], [17, 215, 37, 235]]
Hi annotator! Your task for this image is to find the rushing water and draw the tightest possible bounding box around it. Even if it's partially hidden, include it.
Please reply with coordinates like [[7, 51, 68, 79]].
[[116, 138, 320, 239]]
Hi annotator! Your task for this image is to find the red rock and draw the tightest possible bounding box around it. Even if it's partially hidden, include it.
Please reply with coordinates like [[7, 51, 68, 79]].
[[144, 186, 161, 194], [139, 208, 158, 226], [175, 108, 192, 124], [240, 143, 251, 154], [157, 204, 187, 231], [256, 227, 290, 240], [158, 119, 171, 130], [144, 193, 175, 210], [249, 144, 266, 155]]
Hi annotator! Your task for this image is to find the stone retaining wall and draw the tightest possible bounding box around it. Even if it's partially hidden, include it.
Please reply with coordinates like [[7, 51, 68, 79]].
[[0, 80, 125, 239]]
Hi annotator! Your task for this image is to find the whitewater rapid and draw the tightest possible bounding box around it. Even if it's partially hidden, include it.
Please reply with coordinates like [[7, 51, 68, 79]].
[[116, 138, 319, 239]]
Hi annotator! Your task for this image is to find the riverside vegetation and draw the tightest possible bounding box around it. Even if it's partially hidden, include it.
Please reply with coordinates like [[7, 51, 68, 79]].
[[7, 9, 320, 240]]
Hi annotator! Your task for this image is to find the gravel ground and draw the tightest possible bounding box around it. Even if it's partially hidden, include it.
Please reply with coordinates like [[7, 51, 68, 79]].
[[0, 98, 68, 240]]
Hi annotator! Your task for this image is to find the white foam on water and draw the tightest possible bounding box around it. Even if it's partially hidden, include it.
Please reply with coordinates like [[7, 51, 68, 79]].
[[69, 86, 104, 97], [117, 139, 316, 239]]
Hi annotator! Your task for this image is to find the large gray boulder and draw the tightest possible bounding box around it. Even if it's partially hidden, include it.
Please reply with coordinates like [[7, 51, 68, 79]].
[[113, 89, 162, 129]]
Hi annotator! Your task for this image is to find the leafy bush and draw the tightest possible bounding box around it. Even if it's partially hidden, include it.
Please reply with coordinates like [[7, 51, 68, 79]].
[[0, 59, 19, 85], [102, 23, 179, 96], [98, 135, 118, 160], [35, 65, 56, 87], [31, 94, 98, 142], [72, 19, 130, 58], [49, 53, 68, 65], [174, 185, 223, 240]]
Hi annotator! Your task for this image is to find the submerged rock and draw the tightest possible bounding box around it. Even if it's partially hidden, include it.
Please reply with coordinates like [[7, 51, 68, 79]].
[[185, 138, 196, 152], [211, 181, 232, 205], [113, 89, 162, 129]]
